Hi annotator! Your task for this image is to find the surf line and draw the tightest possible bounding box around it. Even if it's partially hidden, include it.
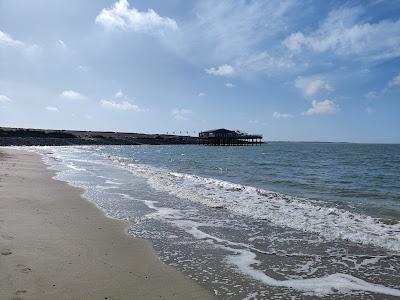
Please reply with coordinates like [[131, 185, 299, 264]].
[[140, 199, 400, 297]]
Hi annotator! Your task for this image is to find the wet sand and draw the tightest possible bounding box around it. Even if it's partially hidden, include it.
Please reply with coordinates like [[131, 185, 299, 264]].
[[0, 148, 215, 299]]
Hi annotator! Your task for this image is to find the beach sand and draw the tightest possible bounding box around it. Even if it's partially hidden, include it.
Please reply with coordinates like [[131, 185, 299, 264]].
[[0, 148, 215, 300]]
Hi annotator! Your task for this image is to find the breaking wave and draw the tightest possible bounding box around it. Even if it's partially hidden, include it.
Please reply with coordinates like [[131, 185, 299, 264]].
[[106, 155, 400, 253]]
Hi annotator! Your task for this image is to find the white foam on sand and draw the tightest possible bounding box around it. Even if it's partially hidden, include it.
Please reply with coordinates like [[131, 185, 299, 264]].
[[105, 179, 122, 185], [66, 162, 86, 171], [104, 156, 400, 253], [226, 249, 400, 297], [140, 198, 400, 297]]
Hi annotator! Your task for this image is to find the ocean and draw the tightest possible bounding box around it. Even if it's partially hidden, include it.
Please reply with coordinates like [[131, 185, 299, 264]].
[[30, 143, 400, 299]]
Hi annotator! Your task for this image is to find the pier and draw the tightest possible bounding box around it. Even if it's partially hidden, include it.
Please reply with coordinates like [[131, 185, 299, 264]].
[[199, 129, 263, 146]]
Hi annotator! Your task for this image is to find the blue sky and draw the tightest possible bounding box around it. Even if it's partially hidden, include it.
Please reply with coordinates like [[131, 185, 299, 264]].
[[0, 0, 399, 143]]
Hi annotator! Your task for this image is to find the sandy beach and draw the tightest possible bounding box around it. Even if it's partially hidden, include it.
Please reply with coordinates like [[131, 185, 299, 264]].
[[0, 148, 215, 300]]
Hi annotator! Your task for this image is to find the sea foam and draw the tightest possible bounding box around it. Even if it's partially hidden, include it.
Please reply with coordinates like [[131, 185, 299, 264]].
[[137, 195, 400, 297], [105, 156, 400, 253]]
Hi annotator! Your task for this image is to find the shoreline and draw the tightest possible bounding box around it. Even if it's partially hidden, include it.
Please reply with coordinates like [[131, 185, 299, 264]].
[[0, 148, 215, 299]]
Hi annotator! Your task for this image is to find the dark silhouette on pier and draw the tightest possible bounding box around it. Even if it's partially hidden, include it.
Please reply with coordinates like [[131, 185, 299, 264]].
[[199, 129, 263, 146]]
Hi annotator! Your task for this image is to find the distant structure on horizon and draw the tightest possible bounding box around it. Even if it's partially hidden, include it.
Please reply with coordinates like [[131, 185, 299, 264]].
[[199, 128, 263, 146]]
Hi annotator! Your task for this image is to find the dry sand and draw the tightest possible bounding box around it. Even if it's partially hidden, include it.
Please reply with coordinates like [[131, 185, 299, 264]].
[[0, 148, 216, 300]]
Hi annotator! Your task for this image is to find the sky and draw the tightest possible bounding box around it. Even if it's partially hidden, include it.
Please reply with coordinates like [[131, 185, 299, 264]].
[[0, 0, 399, 143]]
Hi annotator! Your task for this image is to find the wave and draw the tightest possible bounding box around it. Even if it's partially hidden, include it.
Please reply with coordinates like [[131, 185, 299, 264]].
[[130, 194, 400, 297], [105, 155, 400, 253]]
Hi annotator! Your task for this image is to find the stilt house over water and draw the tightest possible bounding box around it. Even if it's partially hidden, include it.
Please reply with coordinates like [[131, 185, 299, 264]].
[[199, 129, 263, 146]]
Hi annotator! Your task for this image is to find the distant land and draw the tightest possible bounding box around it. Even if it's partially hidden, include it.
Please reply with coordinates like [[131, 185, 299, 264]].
[[0, 127, 200, 146]]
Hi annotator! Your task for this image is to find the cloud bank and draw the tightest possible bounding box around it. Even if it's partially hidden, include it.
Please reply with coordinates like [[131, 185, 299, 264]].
[[100, 99, 142, 111], [302, 100, 339, 116], [0, 95, 12, 104], [172, 108, 192, 120], [96, 0, 178, 32], [60, 90, 87, 101], [284, 7, 400, 60], [295, 77, 332, 98], [0, 30, 24, 47], [388, 73, 400, 88], [45, 106, 59, 112], [205, 64, 235, 77], [273, 112, 293, 119]]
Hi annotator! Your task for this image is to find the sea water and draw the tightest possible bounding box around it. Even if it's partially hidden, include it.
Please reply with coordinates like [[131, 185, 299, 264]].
[[30, 143, 400, 299]]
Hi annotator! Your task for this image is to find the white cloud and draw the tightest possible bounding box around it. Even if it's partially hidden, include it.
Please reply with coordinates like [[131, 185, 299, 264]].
[[205, 64, 235, 76], [58, 39, 66, 48], [45, 106, 59, 112], [172, 108, 192, 120], [95, 0, 178, 32], [283, 7, 400, 60], [388, 73, 400, 88], [283, 32, 305, 52], [198, 92, 206, 97], [0, 30, 24, 47], [0, 30, 41, 58], [77, 65, 89, 72], [23, 44, 41, 57], [100, 90, 144, 112], [273, 112, 293, 119], [235, 51, 295, 75], [174, 0, 297, 77], [0, 95, 12, 104], [302, 100, 339, 116], [366, 91, 378, 100], [365, 107, 373, 114], [115, 89, 124, 98], [295, 77, 332, 98], [60, 90, 87, 101], [225, 83, 234, 88], [100, 99, 142, 111]]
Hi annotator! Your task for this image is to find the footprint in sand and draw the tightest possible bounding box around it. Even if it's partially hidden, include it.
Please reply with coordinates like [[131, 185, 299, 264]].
[[16, 264, 32, 273], [15, 290, 27, 296], [1, 248, 12, 255], [1, 233, 15, 240]]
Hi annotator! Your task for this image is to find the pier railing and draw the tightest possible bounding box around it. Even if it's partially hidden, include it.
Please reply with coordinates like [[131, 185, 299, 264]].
[[199, 132, 263, 146]]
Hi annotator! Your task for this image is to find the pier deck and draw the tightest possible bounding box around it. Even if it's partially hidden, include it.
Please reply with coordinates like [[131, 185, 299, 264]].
[[199, 129, 263, 146]]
